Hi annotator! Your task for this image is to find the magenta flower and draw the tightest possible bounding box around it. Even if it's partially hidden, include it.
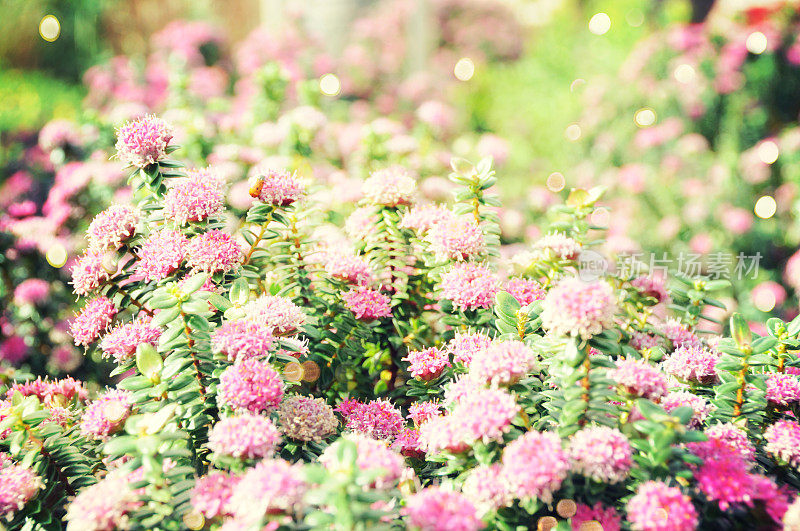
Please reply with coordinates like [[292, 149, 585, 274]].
[[242, 295, 307, 335], [608, 358, 669, 400], [277, 394, 338, 442], [424, 218, 485, 261], [568, 426, 632, 484], [699, 423, 755, 461], [80, 389, 134, 440], [362, 166, 415, 207], [208, 413, 281, 459], [252, 169, 305, 206], [70, 297, 118, 347], [71, 250, 113, 296], [100, 317, 161, 362], [572, 503, 622, 531], [211, 320, 274, 362], [659, 318, 700, 349], [0, 336, 28, 364], [392, 427, 424, 458], [502, 431, 569, 503], [403, 487, 484, 531], [504, 277, 545, 306], [661, 344, 718, 384], [185, 230, 244, 273], [338, 398, 404, 440], [626, 481, 698, 531], [660, 391, 712, 428], [13, 279, 50, 306], [454, 387, 519, 444], [766, 373, 800, 407], [469, 340, 537, 385], [342, 286, 392, 320], [136, 229, 188, 282], [217, 358, 283, 413], [403, 347, 450, 380], [115, 114, 173, 167], [191, 471, 239, 519], [64, 471, 143, 530], [7, 376, 88, 405], [541, 277, 617, 340], [86, 204, 138, 251], [163, 168, 224, 225], [631, 275, 670, 304], [439, 262, 498, 311]]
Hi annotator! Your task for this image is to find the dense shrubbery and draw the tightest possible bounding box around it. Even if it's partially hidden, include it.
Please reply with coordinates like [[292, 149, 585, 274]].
[[5, 1, 800, 529]]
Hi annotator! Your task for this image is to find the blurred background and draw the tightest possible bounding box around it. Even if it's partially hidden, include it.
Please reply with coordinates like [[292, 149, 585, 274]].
[[4, 0, 800, 377]]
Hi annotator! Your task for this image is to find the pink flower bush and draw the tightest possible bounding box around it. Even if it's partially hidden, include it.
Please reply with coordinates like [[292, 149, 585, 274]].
[[71, 250, 113, 296], [211, 319, 274, 361], [80, 389, 134, 439], [338, 398, 404, 440], [462, 464, 511, 515], [242, 295, 306, 335], [252, 169, 305, 206], [403, 347, 450, 380], [764, 420, 800, 468], [468, 340, 537, 385], [446, 331, 492, 366], [439, 262, 498, 310], [320, 434, 407, 488], [227, 459, 307, 518], [64, 471, 142, 530], [0, 460, 43, 518], [191, 471, 239, 519], [13, 279, 49, 306], [162, 168, 224, 225], [362, 167, 415, 206], [323, 252, 373, 285], [568, 426, 632, 484], [115, 115, 174, 167], [608, 358, 669, 399], [572, 503, 622, 531], [69, 297, 118, 346], [424, 218, 485, 261], [661, 344, 718, 384], [86, 204, 138, 250], [100, 317, 161, 362], [185, 230, 244, 273], [277, 394, 338, 442], [136, 229, 188, 281], [765, 373, 800, 407], [504, 277, 545, 305], [342, 286, 392, 320]]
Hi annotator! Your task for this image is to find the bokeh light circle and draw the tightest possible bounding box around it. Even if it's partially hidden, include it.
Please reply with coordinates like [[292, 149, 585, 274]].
[[754, 196, 777, 219], [588, 13, 611, 35], [39, 15, 60, 42]]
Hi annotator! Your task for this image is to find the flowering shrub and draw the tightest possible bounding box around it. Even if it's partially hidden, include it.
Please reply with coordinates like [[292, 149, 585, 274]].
[[0, 116, 799, 530]]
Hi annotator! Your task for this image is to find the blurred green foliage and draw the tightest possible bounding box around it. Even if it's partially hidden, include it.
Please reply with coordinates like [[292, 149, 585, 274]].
[[0, 68, 84, 133]]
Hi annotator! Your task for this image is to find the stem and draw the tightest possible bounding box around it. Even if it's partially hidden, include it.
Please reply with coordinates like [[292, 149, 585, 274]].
[[23, 426, 76, 496], [116, 286, 154, 316], [242, 210, 273, 266], [180, 310, 206, 398], [579, 356, 591, 427]]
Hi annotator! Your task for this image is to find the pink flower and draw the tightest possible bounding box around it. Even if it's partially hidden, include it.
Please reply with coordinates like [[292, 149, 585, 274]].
[[462, 464, 511, 515], [532, 232, 581, 260], [439, 262, 498, 311], [572, 503, 622, 531], [342, 286, 392, 320], [661, 345, 718, 384], [408, 401, 442, 426], [320, 434, 407, 488], [699, 423, 754, 461], [64, 471, 142, 530], [71, 250, 113, 296], [766, 373, 800, 407], [504, 278, 545, 305], [0, 336, 28, 364], [70, 297, 118, 346], [87, 204, 138, 251], [424, 218, 485, 261], [626, 481, 698, 531], [419, 415, 472, 454], [468, 340, 537, 385], [242, 295, 306, 335], [191, 471, 239, 519], [454, 387, 519, 444], [80, 389, 134, 440], [446, 331, 492, 366], [208, 413, 281, 459], [338, 398, 403, 440], [631, 275, 670, 304], [185, 230, 244, 273], [115, 114, 173, 167], [344, 206, 379, 240], [752, 281, 787, 311], [403, 487, 484, 531], [323, 252, 373, 284], [12, 279, 49, 306], [252, 169, 305, 206], [228, 459, 306, 518], [136, 229, 188, 282], [568, 426, 632, 484], [660, 391, 711, 428], [163, 168, 224, 225], [400, 204, 456, 233], [0, 460, 43, 518], [403, 347, 450, 380], [100, 317, 161, 362], [502, 431, 569, 503], [608, 358, 669, 399], [764, 420, 800, 468], [7, 376, 87, 405], [541, 277, 617, 340], [211, 320, 274, 362], [277, 394, 338, 442], [660, 318, 700, 349], [217, 359, 284, 413], [392, 427, 424, 458], [362, 167, 415, 206]]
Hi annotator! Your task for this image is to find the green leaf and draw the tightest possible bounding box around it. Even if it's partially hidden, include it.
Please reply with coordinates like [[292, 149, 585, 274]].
[[181, 273, 209, 295], [152, 306, 181, 328], [136, 344, 163, 380]]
